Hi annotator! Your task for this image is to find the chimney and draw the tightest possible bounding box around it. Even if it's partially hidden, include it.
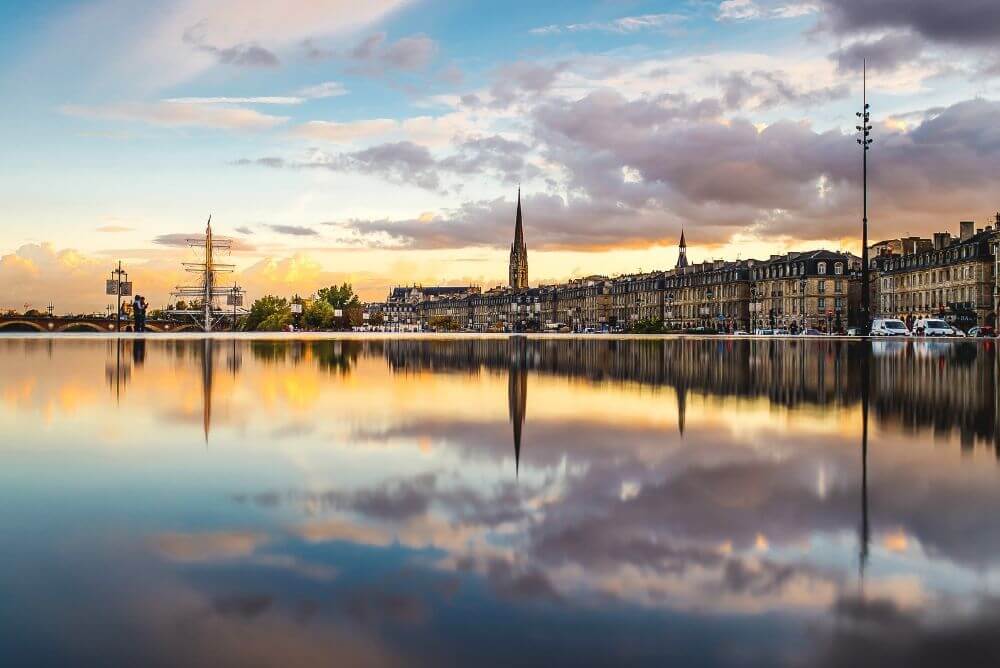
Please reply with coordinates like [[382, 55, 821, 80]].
[[960, 221, 975, 242], [933, 232, 950, 250]]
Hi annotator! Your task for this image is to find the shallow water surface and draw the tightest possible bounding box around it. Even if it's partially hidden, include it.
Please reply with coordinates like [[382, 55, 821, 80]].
[[2, 336, 1000, 666]]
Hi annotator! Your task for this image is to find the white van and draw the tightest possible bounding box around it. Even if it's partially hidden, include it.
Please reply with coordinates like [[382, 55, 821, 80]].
[[871, 318, 910, 336], [913, 318, 958, 336]]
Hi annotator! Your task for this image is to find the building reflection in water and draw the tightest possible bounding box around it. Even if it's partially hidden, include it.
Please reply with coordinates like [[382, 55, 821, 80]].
[[7, 336, 1000, 665]]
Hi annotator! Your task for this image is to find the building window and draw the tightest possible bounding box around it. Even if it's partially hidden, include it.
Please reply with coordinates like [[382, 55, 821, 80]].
[[834, 280, 842, 293], [818, 262, 827, 275], [818, 297, 826, 309], [834, 262, 843, 275], [818, 280, 826, 294]]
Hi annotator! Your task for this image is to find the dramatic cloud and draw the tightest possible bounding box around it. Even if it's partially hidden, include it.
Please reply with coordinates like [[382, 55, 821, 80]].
[[820, 0, 1000, 45], [0, 242, 184, 313], [335, 94, 1000, 251], [62, 101, 288, 131], [245, 135, 536, 192], [831, 33, 925, 74]]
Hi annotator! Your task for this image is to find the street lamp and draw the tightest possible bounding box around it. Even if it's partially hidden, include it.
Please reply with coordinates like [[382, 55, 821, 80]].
[[857, 59, 873, 331]]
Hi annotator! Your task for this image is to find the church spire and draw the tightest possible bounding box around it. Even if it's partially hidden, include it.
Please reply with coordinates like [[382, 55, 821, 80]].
[[676, 227, 689, 269], [509, 188, 528, 290]]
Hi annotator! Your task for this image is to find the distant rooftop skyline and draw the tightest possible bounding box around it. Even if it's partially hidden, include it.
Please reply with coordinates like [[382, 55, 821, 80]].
[[2, 0, 1000, 311]]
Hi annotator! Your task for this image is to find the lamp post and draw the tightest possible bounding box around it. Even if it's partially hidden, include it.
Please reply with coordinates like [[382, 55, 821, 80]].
[[107, 261, 130, 333], [857, 59, 873, 331]]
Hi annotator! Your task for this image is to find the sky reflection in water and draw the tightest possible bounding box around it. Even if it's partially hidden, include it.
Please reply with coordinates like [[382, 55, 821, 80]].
[[2, 336, 1000, 667]]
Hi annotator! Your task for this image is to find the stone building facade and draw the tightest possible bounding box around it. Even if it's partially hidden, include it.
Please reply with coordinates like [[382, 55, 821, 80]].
[[873, 221, 997, 326], [750, 250, 862, 331], [663, 260, 753, 331]]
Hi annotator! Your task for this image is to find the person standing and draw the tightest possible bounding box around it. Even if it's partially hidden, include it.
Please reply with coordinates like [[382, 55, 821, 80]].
[[133, 295, 146, 333]]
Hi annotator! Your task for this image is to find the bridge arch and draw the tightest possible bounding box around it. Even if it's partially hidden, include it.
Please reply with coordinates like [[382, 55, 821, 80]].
[[58, 321, 113, 333], [0, 320, 46, 332]]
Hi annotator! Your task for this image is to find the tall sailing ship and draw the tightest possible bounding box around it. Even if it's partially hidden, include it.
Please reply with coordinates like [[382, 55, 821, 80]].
[[168, 216, 246, 332]]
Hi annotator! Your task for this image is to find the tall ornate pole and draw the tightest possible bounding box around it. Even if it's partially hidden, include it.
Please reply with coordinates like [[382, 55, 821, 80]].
[[856, 60, 873, 328]]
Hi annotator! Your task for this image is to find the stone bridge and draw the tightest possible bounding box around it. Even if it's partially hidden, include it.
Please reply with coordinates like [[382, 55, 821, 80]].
[[0, 315, 202, 333]]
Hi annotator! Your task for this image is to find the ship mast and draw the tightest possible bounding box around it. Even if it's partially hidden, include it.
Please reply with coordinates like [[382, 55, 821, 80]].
[[168, 215, 244, 332]]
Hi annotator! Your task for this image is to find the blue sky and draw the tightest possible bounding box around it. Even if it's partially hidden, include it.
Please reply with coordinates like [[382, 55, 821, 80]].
[[2, 0, 999, 310]]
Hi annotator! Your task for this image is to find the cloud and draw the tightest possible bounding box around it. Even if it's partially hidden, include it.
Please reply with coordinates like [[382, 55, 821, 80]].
[[293, 118, 399, 143], [337, 95, 1000, 251], [0, 242, 184, 313], [530, 13, 686, 35], [309, 32, 438, 74], [831, 33, 925, 74], [718, 0, 763, 21], [487, 61, 571, 108], [266, 224, 319, 236], [820, 0, 1000, 46], [62, 101, 288, 131], [717, 0, 821, 21], [47, 0, 415, 90], [236, 254, 388, 300], [163, 82, 346, 107], [152, 232, 256, 250], [184, 27, 281, 68], [247, 134, 536, 192], [716, 70, 850, 108]]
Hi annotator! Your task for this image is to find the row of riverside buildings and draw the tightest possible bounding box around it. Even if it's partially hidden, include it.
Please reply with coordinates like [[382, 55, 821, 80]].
[[369, 193, 1000, 333]]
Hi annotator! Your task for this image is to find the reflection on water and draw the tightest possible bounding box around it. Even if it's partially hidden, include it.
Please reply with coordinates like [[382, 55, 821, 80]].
[[2, 336, 1000, 666]]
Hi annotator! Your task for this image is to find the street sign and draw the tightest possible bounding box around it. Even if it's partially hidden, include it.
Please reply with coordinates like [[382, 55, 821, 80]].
[[105, 280, 119, 295], [290, 303, 303, 314], [334, 309, 343, 317], [226, 294, 243, 306], [119, 282, 133, 297]]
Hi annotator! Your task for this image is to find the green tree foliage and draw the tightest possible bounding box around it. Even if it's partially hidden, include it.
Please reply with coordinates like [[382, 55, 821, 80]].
[[245, 295, 291, 331], [303, 299, 335, 330], [428, 315, 461, 331], [316, 283, 360, 309], [629, 318, 666, 334]]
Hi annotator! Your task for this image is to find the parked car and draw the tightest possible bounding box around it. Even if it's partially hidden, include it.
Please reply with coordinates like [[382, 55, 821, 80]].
[[773, 328, 791, 335], [753, 328, 774, 336], [733, 330, 750, 336], [968, 325, 996, 337], [799, 328, 824, 336], [913, 318, 960, 336], [871, 318, 910, 336]]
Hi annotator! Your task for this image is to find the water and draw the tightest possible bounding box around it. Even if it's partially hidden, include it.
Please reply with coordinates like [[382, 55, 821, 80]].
[[2, 335, 999, 667]]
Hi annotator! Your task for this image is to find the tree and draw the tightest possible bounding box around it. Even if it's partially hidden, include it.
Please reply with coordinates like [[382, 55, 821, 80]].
[[245, 295, 291, 331], [303, 300, 335, 330], [428, 315, 460, 331], [175, 300, 188, 311], [316, 283, 360, 309]]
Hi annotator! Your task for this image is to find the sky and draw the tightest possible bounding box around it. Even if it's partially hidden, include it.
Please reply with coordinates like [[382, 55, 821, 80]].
[[2, 0, 1000, 312]]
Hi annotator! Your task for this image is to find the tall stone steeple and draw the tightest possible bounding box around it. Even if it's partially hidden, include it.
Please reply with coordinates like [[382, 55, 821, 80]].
[[676, 228, 688, 269], [509, 189, 528, 290]]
